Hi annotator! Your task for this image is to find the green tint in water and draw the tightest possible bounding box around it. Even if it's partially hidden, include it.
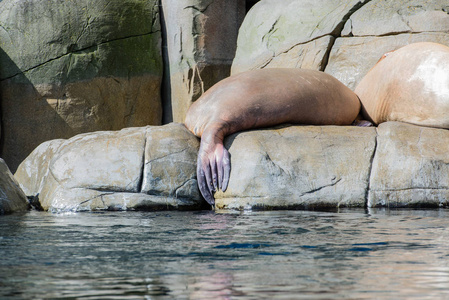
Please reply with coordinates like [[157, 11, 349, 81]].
[[1, 209, 449, 299]]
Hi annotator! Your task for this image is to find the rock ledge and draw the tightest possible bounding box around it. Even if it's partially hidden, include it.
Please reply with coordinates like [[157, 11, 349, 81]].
[[15, 122, 449, 211]]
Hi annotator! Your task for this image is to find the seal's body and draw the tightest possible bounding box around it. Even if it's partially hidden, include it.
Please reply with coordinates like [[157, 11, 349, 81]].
[[355, 42, 449, 128], [185, 68, 360, 205]]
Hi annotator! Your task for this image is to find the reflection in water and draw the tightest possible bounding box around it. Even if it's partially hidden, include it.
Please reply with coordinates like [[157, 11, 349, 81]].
[[1, 209, 449, 299]]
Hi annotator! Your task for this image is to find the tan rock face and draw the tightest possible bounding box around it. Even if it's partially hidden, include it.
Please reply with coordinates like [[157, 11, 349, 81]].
[[14, 139, 65, 197], [231, 0, 367, 74], [0, 0, 163, 172], [214, 125, 377, 210], [263, 36, 335, 71], [0, 159, 29, 215], [341, 0, 449, 37], [1, 76, 162, 172], [368, 122, 449, 208], [161, 0, 245, 123], [15, 123, 202, 212]]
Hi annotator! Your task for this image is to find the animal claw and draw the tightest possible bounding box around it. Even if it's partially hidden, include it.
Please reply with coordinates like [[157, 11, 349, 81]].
[[222, 147, 230, 191], [197, 163, 215, 205]]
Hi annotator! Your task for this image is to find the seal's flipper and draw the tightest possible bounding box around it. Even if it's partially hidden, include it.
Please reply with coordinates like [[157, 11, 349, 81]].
[[197, 157, 215, 205]]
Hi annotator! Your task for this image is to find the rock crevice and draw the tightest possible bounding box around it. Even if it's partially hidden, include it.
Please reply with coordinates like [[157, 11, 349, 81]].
[[364, 128, 378, 208], [1, 31, 161, 82]]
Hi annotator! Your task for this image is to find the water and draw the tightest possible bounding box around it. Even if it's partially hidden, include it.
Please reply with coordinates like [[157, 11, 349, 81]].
[[2, 208, 449, 299]]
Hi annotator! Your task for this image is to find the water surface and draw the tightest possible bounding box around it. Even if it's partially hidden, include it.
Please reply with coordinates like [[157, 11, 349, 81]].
[[2, 208, 449, 299]]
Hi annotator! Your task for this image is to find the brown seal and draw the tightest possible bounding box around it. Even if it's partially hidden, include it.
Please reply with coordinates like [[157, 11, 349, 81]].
[[185, 68, 360, 205], [355, 42, 449, 128]]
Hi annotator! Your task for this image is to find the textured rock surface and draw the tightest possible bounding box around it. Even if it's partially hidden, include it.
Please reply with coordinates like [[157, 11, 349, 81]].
[[368, 122, 449, 208], [15, 123, 202, 212], [0, 0, 163, 171], [0, 159, 29, 214], [231, 0, 368, 74], [214, 125, 377, 210], [14, 139, 65, 197], [161, 0, 245, 123], [215, 122, 449, 210]]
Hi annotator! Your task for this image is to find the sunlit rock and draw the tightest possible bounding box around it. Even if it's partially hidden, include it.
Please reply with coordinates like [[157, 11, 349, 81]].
[[0, 159, 29, 214], [161, 0, 245, 123], [368, 122, 449, 208], [214, 125, 377, 210], [231, 0, 369, 74], [14, 139, 65, 197], [15, 122, 449, 211], [15, 123, 202, 212]]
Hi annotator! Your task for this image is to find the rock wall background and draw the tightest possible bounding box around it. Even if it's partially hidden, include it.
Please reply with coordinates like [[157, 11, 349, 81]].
[[3, 0, 447, 172], [160, 0, 245, 123]]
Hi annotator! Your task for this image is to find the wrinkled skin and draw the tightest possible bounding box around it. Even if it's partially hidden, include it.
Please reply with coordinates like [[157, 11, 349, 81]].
[[184, 68, 360, 205], [355, 42, 449, 128]]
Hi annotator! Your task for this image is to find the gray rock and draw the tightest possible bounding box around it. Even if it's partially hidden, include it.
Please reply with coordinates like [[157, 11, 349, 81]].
[[341, 0, 449, 37], [215, 122, 449, 210], [215, 125, 377, 210], [0, 0, 163, 171], [0, 159, 29, 215], [368, 122, 449, 208], [231, 0, 368, 74], [261, 36, 335, 71], [14, 139, 65, 197], [15, 123, 202, 212], [161, 0, 245, 123]]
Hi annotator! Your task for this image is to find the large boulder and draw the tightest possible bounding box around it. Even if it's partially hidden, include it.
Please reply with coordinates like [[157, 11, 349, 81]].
[[215, 122, 449, 210], [0, 159, 29, 215], [215, 125, 377, 210], [0, 0, 163, 171], [15, 123, 202, 212], [161, 0, 245, 123], [368, 122, 449, 208]]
